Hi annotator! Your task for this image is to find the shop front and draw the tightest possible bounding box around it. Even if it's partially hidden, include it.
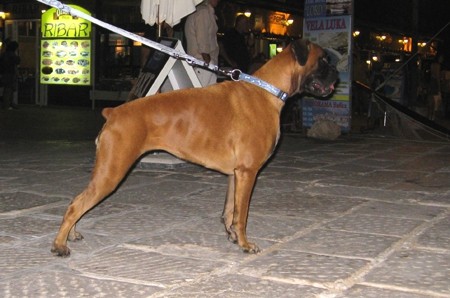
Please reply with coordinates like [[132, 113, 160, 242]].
[[1, 0, 303, 108], [2, 17, 40, 106]]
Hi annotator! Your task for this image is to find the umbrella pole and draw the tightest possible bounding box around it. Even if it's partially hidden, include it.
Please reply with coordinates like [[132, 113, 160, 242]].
[[157, 4, 161, 38]]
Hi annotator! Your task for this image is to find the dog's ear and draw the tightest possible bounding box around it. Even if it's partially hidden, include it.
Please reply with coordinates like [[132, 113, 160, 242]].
[[291, 39, 311, 66]]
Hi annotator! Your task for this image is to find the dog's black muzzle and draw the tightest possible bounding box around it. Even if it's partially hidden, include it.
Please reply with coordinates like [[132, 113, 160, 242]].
[[304, 58, 339, 98]]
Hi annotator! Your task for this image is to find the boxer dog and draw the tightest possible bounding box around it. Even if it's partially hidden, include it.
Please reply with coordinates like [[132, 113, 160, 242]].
[[51, 39, 338, 256]]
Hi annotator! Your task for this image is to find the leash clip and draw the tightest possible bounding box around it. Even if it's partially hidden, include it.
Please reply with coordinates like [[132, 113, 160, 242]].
[[217, 68, 241, 81], [230, 69, 242, 81]]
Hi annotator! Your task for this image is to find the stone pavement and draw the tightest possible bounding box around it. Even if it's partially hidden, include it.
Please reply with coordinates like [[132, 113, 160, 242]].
[[0, 106, 449, 297]]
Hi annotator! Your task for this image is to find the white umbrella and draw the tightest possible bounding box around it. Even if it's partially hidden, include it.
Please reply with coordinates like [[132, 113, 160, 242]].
[[141, 0, 204, 28]]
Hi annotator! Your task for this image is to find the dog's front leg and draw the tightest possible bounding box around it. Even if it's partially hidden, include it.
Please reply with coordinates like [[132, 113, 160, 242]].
[[231, 168, 261, 253]]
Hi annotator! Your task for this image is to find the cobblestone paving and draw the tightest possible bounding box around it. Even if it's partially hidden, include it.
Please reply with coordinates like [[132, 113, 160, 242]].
[[0, 107, 449, 297]]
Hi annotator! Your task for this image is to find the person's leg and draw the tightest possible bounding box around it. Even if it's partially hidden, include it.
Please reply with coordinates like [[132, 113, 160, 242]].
[[2, 87, 12, 109]]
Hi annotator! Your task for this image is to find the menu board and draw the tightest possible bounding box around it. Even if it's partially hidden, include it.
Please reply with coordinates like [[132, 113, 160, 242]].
[[40, 39, 91, 85], [40, 5, 92, 86]]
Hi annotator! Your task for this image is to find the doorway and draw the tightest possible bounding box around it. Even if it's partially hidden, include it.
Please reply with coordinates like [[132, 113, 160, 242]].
[[4, 19, 40, 105]]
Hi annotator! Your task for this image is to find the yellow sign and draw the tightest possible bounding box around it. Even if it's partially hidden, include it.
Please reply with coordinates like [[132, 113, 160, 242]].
[[40, 5, 92, 86], [41, 6, 92, 38]]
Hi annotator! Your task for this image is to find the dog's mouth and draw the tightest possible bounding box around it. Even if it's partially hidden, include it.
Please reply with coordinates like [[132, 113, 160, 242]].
[[304, 77, 338, 97], [304, 63, 339, 98], [306, 79, 336, 97]]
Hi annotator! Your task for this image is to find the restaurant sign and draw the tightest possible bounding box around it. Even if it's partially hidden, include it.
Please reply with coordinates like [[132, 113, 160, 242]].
[[40, 5, 92, 86]]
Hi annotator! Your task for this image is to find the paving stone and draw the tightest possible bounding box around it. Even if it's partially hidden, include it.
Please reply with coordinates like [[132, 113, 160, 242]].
[[388, 172, 450, 193], [273, 168, 348, 183], [356, 201, 445, 220], [266, 158, 326, 170], [323, 162, 381, 174], [160, 274, 323, 297], [415, 193, 450, 206], [165, 209, 312, 249], [0, 270, 161, 298], [351, 156, 402, 169], [0, 192, 65, 214], [246, 213, 314, 242], [0, 243, 56, 278], [250, 193, 366, 220], [369, 151, 417, 162], [171, 214, 276, 251], [364, 249, 450, 295], [0, 235, 16, 245], [309, 184, 450, 206], [324, 214, 424, 237], [241, 249, 369, 284], [258, 167, 316, 182], [0, 174, 24, 192], [119, 170, 171, 185], [282, 229, 399, 259], [78, 205, 215, 246], [73, 246, 227, 286], [126, 230, 249, 262], [44, 201, 136, 220], [111, 180, 221, 205], [0, 216, 60, 240], [417, 215, 450, 250], [131, 166, 227, 187], [390, 153, 450, 172], [253, 179, 307, 193], [1, 166, 91, 197], [324, 171, 422, 189], [341, 284, 437, 297]]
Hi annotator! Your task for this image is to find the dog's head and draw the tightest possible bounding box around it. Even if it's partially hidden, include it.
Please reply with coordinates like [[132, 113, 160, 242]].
[[291, 39, 338, 98]]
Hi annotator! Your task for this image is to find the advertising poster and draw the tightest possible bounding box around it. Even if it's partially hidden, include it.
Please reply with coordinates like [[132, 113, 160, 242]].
[[377, 64, 405, 103], [303, 0, 353, 132], [40, 5, 92, 86]]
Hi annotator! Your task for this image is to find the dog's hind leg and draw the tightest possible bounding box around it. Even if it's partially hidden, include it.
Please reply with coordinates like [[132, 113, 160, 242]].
[[230, 168, 261, 253], [222, 174, 236, 242], [51, 130, 142, 257]]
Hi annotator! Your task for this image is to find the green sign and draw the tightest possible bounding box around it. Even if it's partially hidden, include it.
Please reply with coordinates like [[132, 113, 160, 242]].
[[40, 5, 92, 86]]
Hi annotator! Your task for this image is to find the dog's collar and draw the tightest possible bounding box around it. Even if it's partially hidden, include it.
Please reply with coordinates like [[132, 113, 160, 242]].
[[229, 70, 289, 102]]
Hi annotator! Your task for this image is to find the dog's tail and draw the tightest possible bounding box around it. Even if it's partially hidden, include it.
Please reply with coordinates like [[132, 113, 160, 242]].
[[102, 108, 113, 119]]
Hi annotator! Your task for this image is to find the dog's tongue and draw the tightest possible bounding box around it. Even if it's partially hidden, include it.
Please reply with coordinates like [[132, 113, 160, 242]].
[[314, 81, 328, 93], [329, 83, 335, 91]]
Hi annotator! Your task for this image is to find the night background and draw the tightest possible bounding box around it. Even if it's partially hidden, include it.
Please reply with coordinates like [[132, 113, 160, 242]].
[[354, 0, 450, 67]]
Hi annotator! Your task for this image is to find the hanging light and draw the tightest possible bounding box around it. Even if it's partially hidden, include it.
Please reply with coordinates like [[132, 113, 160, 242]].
[[0, 4, 4, 20]]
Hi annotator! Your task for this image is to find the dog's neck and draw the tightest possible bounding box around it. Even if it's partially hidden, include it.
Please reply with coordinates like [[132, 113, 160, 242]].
[[252, 46, 301, 104]]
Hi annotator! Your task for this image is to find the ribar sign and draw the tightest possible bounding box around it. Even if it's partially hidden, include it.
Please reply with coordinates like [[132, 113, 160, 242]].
[[41, 6, 91, 38]]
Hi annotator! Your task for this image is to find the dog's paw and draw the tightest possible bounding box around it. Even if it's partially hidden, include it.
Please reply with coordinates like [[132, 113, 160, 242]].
[[226, 232, 238, 244], [68, 231, 84, 242], [51, 245, 71, 257], [242, 242, 261, 254]]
